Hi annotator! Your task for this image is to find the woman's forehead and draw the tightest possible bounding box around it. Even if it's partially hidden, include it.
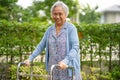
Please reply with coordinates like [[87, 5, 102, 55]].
[[53, 6, 65, 13]]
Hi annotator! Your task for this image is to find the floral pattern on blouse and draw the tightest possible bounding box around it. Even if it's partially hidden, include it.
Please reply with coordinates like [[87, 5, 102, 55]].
[[48, 26, 72, 80]]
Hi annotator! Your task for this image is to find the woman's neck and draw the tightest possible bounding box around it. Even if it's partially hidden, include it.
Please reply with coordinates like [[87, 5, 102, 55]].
[[55, 24, 63, 36]]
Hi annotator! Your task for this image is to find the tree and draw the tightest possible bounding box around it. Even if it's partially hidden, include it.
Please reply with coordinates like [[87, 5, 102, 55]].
[[21, 0, 79, 22], [0, 0, 20, 21], [79, 4, 101, 24]]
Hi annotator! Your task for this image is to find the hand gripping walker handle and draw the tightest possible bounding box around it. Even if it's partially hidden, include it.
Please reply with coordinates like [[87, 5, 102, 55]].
[[50, 64, 74, 80]]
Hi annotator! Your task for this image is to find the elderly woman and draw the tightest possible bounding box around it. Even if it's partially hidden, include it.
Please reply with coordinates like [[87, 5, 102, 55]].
[[24, 1, 82, 80]]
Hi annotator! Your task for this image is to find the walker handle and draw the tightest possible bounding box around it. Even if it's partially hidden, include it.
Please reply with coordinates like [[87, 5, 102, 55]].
[[50, 64, 74, 80]]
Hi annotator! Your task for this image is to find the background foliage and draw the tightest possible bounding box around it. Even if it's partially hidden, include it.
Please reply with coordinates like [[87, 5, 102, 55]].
[[0, 0, 119, 80], [0, 20, 49, 56], [0, 20, 120, 80]]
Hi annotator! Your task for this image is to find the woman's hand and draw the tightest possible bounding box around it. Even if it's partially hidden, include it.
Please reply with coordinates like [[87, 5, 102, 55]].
[[58, 61, 68, 69], [24, 59, 30, 66]]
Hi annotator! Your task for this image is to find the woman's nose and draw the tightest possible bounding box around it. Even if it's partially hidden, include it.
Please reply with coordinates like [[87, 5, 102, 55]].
[[56, 15, 60, 18]]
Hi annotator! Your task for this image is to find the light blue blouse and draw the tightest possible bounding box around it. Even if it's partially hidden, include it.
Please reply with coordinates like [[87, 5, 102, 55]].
[[28, 21, 80, 76]]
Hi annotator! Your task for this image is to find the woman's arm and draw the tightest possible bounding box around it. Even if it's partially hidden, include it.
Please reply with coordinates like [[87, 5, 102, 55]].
[[63, 25, 79, 65]]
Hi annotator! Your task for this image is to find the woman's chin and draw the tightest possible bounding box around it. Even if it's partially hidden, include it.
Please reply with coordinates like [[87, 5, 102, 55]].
[[56, 22, 62, 25]]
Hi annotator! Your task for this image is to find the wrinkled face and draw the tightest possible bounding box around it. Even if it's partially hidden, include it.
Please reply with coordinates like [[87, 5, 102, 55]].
[[52, 6, 67, 26]]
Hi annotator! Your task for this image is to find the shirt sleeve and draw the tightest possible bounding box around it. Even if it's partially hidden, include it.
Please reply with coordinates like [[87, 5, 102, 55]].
[[28, 28, 50, 61], [62, 25, 80, 65]]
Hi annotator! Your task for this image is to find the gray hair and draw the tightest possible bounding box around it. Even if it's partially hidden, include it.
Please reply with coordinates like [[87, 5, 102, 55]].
[[51, 1, 69, 17]]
